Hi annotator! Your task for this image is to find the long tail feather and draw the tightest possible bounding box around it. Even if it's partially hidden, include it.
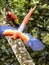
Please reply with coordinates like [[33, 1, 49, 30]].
[[18, 6, 36, 32]]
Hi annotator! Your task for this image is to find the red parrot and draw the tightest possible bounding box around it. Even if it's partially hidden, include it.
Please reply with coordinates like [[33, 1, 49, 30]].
[[6, 8, 19, 28]]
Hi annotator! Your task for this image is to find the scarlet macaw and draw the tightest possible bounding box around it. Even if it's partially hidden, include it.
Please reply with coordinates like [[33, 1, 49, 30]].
[[0, 25, 45, 51]]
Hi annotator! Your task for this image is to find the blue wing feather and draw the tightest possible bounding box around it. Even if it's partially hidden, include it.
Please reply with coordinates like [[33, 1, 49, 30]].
[[0, 26, 16, 36], [25, 33, 45, 51]]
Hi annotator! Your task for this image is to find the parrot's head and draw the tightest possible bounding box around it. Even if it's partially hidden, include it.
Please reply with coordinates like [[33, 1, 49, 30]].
[[5, 8, 11, 15]]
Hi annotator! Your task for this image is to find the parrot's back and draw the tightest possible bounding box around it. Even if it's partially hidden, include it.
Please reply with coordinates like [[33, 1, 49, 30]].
[[6, 9, 20, 28]]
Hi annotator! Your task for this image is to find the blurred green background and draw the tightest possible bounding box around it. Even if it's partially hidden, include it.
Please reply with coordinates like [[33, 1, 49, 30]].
[[0, 0, 49, 65]]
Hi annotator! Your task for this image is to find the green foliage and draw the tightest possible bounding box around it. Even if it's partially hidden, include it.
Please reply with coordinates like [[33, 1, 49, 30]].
[[0, 0, 49, 65]]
